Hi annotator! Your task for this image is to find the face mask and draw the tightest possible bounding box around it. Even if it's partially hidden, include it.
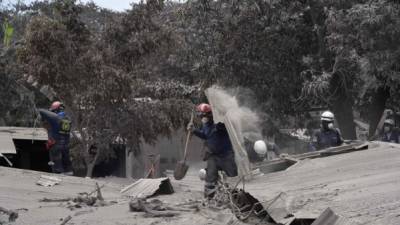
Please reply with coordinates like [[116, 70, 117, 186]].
[[327, 123, 334, 129], [201, 117, 209, 124]]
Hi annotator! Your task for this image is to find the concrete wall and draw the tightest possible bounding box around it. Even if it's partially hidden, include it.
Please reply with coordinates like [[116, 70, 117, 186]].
[[127, 129, 206, 178]]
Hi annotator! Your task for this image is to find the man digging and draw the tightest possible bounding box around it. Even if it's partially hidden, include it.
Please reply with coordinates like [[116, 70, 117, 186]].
[[187, 103, 238, 199]]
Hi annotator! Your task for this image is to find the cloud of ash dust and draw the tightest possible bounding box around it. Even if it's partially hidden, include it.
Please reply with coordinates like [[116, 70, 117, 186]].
[[205, 85, 263, 143]]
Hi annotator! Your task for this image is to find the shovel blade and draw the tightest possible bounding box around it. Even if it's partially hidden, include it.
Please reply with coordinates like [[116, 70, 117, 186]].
[[174, 161, 189, 180]]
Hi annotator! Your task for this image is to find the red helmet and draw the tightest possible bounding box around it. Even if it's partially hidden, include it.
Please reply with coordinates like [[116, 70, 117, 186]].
[[196, 103, 212, 113], [50, 101, 64, 112]]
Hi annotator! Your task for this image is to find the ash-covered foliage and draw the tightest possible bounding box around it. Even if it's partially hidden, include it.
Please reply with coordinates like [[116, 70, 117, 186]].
[[1, 0, 400, 173]]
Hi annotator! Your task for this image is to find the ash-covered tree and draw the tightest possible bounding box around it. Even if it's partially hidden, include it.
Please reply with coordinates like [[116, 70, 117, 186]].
[[302, 0, 400, 139], [326, 0, 400, 137], [18, 0, 193, 177], [176, 0, 311, 133]]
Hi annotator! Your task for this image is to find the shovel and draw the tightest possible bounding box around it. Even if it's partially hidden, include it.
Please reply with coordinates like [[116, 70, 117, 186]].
[[174, 111, 194, 180]]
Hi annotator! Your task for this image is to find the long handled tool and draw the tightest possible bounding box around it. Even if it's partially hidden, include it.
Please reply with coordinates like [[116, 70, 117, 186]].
[[174, 111, 194, 180]]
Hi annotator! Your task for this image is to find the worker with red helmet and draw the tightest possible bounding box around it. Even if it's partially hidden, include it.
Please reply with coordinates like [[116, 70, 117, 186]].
[[188, 103, 238, 199], [39, 101, 72, 174]]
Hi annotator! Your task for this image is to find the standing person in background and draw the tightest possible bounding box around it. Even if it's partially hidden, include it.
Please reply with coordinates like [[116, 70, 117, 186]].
[[380, 119, 400, 143], [39, 101, 73, 175], [310, 111, 344, 151]]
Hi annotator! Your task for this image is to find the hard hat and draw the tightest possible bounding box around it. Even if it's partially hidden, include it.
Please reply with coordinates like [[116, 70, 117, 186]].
[[50, 101, 64, 112], [253, 140, 267, 155], [198, 168, 206, 181], [384, 119, 395, 126], [196, 103, 212, 113], [321, 111, 334, 122]]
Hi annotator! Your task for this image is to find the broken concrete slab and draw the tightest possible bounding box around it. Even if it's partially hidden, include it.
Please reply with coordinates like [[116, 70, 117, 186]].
[[120, 178, 174, 199]]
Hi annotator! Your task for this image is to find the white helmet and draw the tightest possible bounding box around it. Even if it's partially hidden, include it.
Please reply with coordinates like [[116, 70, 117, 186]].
[[384, 119, 395, 126], [198, 169, 206, 181], [253, 140, 267, 156], [321, 111, 334, 122]]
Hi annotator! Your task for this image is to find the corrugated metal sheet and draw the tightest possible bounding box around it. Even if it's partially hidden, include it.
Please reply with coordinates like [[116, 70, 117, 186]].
[[0, 127, 47, 141], [0, 132, 16, 154], [36, 175, 62, 187], [262, 192, 295, 225], [121, 178, 174, 198], [311, 208, 358, 225]]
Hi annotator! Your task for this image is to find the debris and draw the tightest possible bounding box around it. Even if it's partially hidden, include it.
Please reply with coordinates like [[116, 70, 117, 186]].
[[173, 199, 202, 207], [146, 154, 160, 179], [40, 183, 114, 209], [36, 175, 62, 187], [0, 153, 13, 167], [40, 198, 72, 203], [130, 199, 180, 217], [0, 206, 18, 222], [311, 207, 358, 225], [121, 178, 174, 199], [59, 215, 72, 225], [262, 192, 295, 225], [73, 209, 94, 217], [95, 182, 104, 201]]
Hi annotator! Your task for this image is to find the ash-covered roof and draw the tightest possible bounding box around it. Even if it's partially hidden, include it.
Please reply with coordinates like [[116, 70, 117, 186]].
[[245, 142, 400, 225], [0, 127, 47, 154]]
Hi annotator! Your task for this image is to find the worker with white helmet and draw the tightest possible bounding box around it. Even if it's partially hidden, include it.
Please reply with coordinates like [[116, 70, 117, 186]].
[[310, 111, 343, 151], [381, 119, 399, 143], [252, 139, 280, 161]]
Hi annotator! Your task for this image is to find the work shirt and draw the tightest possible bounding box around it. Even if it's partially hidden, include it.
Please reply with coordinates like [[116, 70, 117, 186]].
[[193, 122, 233, 156], [381, 131, 400, 143], [39, 109, 71, 146], [310, 128, 343, 151]]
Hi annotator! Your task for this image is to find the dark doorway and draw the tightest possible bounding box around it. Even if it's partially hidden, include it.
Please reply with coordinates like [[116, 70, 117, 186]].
[[92, 145, 126, 177], [12, 139, 51, 172]]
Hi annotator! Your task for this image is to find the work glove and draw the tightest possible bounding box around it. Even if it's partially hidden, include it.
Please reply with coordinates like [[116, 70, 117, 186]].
[[187, 122, 194, 132], [46, 138, 56, 150]]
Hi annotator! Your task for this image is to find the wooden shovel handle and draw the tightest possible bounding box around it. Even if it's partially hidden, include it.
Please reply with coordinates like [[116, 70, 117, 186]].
[[183, 111, 194, 161]]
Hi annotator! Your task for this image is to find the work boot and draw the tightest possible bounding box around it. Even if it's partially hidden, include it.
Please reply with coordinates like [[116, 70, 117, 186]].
[[204, 180, 217, 201]]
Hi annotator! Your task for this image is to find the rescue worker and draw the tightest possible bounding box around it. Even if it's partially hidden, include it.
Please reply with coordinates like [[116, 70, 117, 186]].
[[39, 101, 73, 174], [188, 103, 238, 198], [381, 119, 400, 143], [310, 111, 343, 151], [247, 138, 280, 162]]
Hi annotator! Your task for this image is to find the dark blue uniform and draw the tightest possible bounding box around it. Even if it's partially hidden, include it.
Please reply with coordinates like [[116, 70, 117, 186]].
[[381, 131, 400, 143], [193, 121, 238, 197], [39, 109, 72, 173], [310, 128, 343, 151]]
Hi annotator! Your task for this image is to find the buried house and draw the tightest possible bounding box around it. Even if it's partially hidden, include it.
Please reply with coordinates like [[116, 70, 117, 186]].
[[0, 126, 205, 178], [0, 127, 49, 172]]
